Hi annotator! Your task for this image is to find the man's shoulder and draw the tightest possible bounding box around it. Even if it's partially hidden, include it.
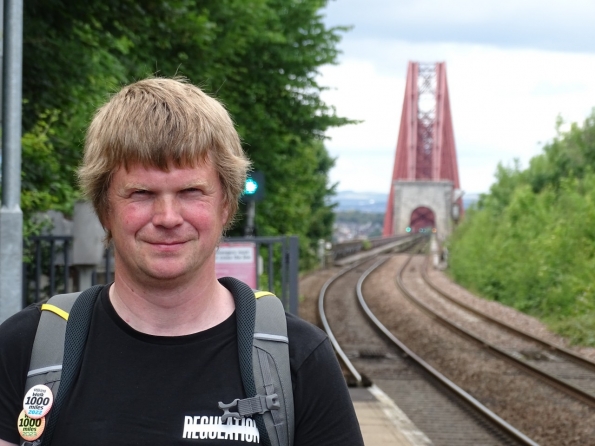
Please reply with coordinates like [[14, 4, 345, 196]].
[[0, 303, 42, 370], [0, 304, 42, 413], [285, 313, 328, 369], [0, 303, 42, 345], [286, 312, 326, 343]]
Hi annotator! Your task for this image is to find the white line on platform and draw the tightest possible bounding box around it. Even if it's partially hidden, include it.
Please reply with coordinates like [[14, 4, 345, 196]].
[[367, 384, 434, 446]]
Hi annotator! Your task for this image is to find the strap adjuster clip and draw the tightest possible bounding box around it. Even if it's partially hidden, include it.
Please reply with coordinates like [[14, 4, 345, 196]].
[[218, 399, 241, 422], [263, 394, 280, 412]]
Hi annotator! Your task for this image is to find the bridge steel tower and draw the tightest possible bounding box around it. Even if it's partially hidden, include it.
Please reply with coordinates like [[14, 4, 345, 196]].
[[383, 62, 463, 239]]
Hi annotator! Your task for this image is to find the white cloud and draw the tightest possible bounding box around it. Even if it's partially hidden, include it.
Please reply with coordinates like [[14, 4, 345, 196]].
[[320, 38, 595, 194], [324, 0, 595, 52], [322, 59, 403, 152]]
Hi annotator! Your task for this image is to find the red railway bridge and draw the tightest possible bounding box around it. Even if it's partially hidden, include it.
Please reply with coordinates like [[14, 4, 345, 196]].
[[383, 62, 463, 240]]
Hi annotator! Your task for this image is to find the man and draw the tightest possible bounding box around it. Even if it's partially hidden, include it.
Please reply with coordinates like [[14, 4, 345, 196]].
[[0, 78, 364, 445]]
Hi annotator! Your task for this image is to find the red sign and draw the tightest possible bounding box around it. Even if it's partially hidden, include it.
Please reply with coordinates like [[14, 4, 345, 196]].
[[215, 242, 257, 288]]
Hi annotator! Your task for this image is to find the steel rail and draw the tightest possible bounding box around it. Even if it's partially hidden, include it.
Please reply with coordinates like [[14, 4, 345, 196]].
[[318, 233, 424, 386], [356, 257, 539, 446], [317, 257, 377, 386], [421, 256, 595, 373], [397, 254, 595, 409]]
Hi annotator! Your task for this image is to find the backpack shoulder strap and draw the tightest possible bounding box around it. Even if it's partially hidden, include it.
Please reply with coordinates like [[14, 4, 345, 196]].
[[217, 277, 294, 446], [25, 293, 80, 395], [253, 292, 294, 446], [21, 285, 103, 446]]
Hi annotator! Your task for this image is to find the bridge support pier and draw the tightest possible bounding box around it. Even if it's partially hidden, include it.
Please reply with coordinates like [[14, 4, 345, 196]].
[[383, 61, 463, 239], [391, 180, 455, 241]]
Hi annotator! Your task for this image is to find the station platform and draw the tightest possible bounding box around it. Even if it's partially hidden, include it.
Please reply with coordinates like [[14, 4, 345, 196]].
[[350, 385, 432, 446]]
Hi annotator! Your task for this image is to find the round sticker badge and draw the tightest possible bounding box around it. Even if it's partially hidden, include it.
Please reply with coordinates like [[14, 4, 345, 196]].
[[17, 410, 45, 441], [23, 384, 54, 419]]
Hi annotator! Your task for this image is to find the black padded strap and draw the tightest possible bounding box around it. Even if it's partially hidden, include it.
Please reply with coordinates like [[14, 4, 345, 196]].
[[40, 285, 103, 446], [218, 277, 271, 446]]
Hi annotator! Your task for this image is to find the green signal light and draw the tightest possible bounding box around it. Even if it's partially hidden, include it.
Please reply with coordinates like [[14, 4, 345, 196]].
[[243, 171, 264, 202], [244, 178, 259, 195], [406, 227, 411, 233]]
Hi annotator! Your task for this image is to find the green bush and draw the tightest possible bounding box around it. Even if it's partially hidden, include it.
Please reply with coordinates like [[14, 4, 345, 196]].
[[448, 111, 595, 346]]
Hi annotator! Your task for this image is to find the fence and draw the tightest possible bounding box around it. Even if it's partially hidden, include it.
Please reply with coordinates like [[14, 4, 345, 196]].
[[22, 235, 299, 314], [222, 236, 299, 314], [332, 234, 411, 260], [23, 236, 73, 308]]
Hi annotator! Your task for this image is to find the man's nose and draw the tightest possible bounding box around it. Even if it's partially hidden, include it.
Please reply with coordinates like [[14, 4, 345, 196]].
[[152, 196, 184, 228]]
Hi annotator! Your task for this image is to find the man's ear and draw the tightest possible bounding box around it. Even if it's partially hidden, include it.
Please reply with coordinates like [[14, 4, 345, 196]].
[[99, 211, 110, 232], [221, 201, 231, 226]]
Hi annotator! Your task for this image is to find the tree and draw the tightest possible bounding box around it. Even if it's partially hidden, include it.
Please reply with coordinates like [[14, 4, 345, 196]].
[[447, 110, 595, 345], [21, 0, 350, 264]]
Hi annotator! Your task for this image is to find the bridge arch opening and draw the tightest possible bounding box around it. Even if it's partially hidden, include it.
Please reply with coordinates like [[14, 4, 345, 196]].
[[409, 206, 435, 233]]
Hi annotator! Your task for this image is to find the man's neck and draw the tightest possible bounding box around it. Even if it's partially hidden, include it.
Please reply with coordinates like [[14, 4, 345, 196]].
[[108, 273, 235, 336]]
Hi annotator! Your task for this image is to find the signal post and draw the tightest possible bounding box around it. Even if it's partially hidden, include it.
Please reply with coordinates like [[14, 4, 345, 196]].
[[243, 171, 264, 236]]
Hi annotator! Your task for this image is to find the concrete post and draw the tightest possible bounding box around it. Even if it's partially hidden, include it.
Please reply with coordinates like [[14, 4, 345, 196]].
[[317, 239, 325, 268], [430, 234, 440, 269], [0, 0, 23, 322]]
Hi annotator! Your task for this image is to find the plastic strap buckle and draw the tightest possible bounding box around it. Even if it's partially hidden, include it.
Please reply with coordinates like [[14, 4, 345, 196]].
[[219, 394, 280, 422]]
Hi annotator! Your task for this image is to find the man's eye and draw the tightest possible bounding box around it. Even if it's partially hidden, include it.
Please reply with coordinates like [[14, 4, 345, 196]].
[[132, 190, 150, 196]]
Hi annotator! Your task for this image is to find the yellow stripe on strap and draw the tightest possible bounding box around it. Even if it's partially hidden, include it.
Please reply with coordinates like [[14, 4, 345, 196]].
[[41, 304, 69, 321], [254, 291, 274, 299]]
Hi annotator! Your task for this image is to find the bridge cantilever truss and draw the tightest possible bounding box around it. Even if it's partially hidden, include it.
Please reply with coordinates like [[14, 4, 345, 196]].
[[383, 62, 463, 236]]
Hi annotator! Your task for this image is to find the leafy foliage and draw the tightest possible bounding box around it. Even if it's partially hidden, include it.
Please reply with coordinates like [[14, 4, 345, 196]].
[[19, 0, 349, 266], [448, 110, 595, 345], [19, 111, 79, 237]]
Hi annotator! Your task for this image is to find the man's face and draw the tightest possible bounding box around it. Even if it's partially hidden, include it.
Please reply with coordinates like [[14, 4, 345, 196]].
[[104, 161, 229, 287]]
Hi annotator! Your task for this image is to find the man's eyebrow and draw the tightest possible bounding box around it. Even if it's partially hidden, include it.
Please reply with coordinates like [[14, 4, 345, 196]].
[[120, 182, 148, 190], [118, 182, 160, 193], [120, 180, 210, 190], [181, 180, 209, 189]]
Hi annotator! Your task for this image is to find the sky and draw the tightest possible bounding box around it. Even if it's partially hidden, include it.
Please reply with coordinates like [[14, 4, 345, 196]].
[[318, 0, 595, 195]]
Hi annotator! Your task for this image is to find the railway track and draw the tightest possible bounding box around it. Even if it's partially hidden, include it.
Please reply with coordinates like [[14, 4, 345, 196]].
[[318, 248, 539, 445], [390, 253, 595, 444], [408, 254, 595, 406]]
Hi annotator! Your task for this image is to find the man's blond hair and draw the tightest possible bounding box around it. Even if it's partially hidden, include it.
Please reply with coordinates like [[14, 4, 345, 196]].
[[78, 78, 250, 240]]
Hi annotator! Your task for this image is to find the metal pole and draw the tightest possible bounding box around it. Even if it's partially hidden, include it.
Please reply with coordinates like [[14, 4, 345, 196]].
[[280, 237, 287, 307], [244, 201, 255, 236], [253, 242, 259, 289], [267, 243, 273, 292], [0, 0, 23, 322], [288, 236, 299, 315], [0, 0, 4, 131]]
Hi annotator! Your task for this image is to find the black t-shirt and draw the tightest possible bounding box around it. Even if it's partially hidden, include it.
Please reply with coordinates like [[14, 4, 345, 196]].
[[0, 283, 364, 445]]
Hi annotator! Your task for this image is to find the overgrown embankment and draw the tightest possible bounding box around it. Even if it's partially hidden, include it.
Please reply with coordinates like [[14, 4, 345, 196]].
[[448, 112, 595, 346]]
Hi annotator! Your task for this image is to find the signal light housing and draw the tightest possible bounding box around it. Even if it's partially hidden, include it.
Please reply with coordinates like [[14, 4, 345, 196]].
[[243, 171, 265, 202]]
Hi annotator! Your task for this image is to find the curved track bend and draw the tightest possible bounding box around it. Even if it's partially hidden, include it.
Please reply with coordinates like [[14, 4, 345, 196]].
[[394, 253, 595, 444], [319, 250, 539, 446]]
